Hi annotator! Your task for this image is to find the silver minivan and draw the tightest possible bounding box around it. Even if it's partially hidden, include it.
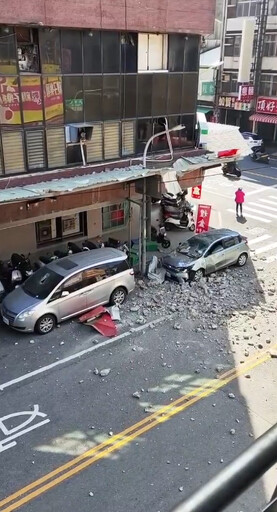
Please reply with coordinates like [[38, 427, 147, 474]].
[[1, 248, 135, 334]]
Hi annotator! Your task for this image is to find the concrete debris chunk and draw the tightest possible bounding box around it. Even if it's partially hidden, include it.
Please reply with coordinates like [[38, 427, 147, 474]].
[[99, 368, 111, 377], [132, 391, 141, 399], [228, 393, 235, 399]]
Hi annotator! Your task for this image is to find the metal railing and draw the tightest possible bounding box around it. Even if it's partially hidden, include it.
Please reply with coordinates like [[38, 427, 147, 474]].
[[171, 424, 277, 512]]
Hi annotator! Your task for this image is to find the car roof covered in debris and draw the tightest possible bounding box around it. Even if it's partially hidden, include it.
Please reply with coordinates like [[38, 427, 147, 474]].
[[190, 228, 240, 241]]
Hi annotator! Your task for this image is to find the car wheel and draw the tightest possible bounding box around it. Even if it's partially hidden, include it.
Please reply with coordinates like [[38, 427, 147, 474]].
[[189, 223, 195, 232], [237, 252, 248, 267], [162, 239, 171, 249], [35, 314, 56, 335], [110, 287, 127, 306], [189, 269, 204, 282]]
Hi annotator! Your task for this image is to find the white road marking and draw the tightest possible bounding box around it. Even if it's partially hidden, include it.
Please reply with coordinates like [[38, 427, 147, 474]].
[[226, 209, 271, 223], [0, 405, 50, 453], [255, 242, 277, 255], [248, 234, 271, 246], [269, 196, 277, 201], [247, 186, 268, 196], [266, 254, 277, 263], [259, 199, 277, 206], [0, 314, 174, 392], [250, 202, 277, 213], [243, 205, 277, 219]]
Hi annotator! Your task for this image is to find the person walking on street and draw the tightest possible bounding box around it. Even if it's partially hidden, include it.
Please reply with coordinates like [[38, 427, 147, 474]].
[[235, 187, 245, 217]]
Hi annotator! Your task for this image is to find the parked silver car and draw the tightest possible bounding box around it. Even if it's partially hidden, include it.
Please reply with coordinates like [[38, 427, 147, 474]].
[[1, 248, 135, 335], [162, 229, 249, 282]]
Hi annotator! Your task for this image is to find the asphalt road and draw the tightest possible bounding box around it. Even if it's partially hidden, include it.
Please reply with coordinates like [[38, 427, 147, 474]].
[[0, 156, 276, 512]]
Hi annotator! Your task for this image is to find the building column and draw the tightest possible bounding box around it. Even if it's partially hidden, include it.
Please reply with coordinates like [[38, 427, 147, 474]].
[[146, 196, 152, 241]]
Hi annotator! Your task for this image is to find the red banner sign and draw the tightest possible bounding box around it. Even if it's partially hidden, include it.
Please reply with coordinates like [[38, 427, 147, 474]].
[[191, 185, 202, 199], [256, 97, 277, 115], [238, 85, 254, 102], [195, 204, 211, 234]]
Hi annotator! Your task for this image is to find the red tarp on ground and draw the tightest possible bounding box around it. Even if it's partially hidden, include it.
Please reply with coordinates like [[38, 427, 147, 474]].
[[79, 306, 117, 337]]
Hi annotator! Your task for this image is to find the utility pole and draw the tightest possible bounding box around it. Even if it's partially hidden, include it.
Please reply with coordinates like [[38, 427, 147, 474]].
[[213, 0, 228, 122], [253, 0, 269, 110]]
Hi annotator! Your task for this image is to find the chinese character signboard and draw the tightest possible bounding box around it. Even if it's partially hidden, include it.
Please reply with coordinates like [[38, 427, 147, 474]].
[[218, 95, 251, 111], [238, 85, 254, 102], [201, 82, 215, 96], [195, 204, 211, 234], [191, 185, 202, 199], [256, 97, 277, 115]]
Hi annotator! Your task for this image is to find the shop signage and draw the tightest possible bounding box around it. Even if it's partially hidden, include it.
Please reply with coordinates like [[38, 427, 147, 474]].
[[65, 99, 83, 112], [191, 185, 202, 199], [202, 82, 215, 96], [195, 204, 211, 234], [256, 97, 277, 115], [238, 84, 254, 102], [218, 95, 251, 111]]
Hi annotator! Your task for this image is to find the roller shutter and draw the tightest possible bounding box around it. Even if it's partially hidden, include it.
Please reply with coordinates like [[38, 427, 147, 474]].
[[46, 127, 66, 168], [2, 131, 25, 174], [104, 122, 119, 160], [26, 130, 45, 170], [122, 121, 135, 156], [86, 124, 103, 163]]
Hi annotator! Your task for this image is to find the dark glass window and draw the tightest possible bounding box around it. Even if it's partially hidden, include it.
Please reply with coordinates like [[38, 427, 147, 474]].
[[182, 73, 198, 113], [0, 77, 21, 125], [167, 74, 183, 114], [121, 33, 138, 72], [136, 118, 152, 153], [0, 27, 17, 74], [40, 28, 61, 73], [168, 35, 185, 72], [103, 32, 120, 73], [83, 31, 102, 73], [138, 74, 152, 118], [61, 30, 82, 73], [103, 75, 120, 120], [184, 35, 199, 72], [152, 74, 167, 116], [43, 76, 64, 124], [152, 117, 169, 152], [121, 75, 137, 118], [63, 76, 84, 123], [21, 75, 43, 125], [180, 115, 195, 146], [84, 75, 102, 121]]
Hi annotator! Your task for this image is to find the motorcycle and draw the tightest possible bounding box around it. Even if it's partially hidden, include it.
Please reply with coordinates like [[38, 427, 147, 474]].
[[164, 211, 195, 231], [222, 162, 241, 178], [67, 242, 82, 254], [10, 253, 33, 281], [151, 226, 171, 249], [251, 149, 269, 164], [0, 259, 22, 296], [82, 240, 98, 251]]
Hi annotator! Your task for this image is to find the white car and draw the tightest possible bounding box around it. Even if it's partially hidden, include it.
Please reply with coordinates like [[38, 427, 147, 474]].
[[242, 132, 264, 151]]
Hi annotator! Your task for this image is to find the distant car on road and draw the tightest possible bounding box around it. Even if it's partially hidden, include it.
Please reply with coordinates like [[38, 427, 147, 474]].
[[162, 228, 249, 282], [242, 132, 265, 152]]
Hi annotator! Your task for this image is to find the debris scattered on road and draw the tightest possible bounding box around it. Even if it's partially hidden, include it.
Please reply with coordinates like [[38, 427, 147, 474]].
[[108, 431, 113, 436], [29, 340, 35, 344], [93, 368, 99, 375], [89, 492, 94, 497], [230, 429, 236, 435], [132, 391, 141, 399], [99, 368, 111, 377], [179, 486, 184, 492], [228, 393, 235, 399]]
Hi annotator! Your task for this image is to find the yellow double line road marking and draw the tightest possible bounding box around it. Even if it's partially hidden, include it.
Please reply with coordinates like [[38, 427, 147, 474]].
[[0, 345, 275, 512]]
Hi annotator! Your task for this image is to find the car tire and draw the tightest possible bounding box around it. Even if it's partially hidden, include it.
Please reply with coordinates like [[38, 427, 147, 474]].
[[189, 268, 204, 282], [237, 252, 248, 267], [189, 223, 195, 232], [35, 314, 56, 335], [110, 287, 127, 306], [162, 239, 171, 249]]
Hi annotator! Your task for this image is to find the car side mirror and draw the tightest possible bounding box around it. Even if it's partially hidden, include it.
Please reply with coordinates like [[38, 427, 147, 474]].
[[61, 290, 70, 297]]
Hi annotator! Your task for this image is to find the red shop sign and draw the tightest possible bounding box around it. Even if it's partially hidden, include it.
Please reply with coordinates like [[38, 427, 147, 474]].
[[195, 204, 212, 234], [238, 85, 254, 102], [256, 97, 277, 115], [191, 185, 202, 199]]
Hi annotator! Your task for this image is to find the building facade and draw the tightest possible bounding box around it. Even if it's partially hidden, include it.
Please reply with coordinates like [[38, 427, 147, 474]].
[[220, 0, 277, 140], [0, 0, 215, 260]]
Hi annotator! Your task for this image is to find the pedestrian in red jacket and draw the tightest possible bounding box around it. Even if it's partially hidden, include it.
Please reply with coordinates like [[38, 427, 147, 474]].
[[235, 187, 245, 217]]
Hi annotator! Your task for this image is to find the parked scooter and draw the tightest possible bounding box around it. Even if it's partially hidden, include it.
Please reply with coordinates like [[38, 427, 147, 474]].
[[222, 162, 241, 178], [151, 225, 171, 249], [251, 149, 269, 164], [10, 253, 33, 281], [82, 240, 98, 251], [164, 211, 195, 231], [67, 242, 82, 254], [0, 259, 22, 297]]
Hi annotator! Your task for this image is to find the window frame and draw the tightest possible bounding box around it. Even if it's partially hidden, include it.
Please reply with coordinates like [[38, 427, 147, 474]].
[[102, 202, 129, 232]]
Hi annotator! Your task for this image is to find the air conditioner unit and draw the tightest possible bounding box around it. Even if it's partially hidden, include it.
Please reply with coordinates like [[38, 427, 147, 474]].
[[222, 74, 230, 82]]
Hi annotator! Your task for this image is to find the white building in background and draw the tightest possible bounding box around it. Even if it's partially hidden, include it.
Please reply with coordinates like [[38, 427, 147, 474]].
[[219, 0, 277, 143]]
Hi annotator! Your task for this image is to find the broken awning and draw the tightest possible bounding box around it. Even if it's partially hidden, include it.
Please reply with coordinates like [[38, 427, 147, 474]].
[[161, 170, 183, 195], [249, 113, 277, 124]]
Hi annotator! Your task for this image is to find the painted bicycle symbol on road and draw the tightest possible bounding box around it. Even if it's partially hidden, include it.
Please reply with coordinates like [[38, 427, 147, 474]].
[[0, 404, 50, 453]]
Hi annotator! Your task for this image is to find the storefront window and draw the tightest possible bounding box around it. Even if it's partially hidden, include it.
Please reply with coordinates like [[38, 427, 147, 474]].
[[84, 75, 102, 121], [182, 73, 198, 113], [103, 75, 120, 120], [40, 29, 61, 74], [64, 76, 84, 123], [20, 75, 43, 125], [0, 27, 17, 75], [184, 36, 199, 72], [121, 75, 137, 118], [0, 76, 21, 124], [168, 35, 185, 72], [83, 31, 102, 73], [43, 76, 64, 124], [61, 30, 82, 74], [121, 33, 138, 73], [152, 74, 167, 116], [16, 27, 40, 73], [138, 74, 152, 118], [136, 118, 152, 154], [103, 32, 120, 73], [167, 74, 182, 114]]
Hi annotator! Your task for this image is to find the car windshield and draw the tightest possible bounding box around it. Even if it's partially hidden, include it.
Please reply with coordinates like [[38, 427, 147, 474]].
[[177, 236, 210, 258], [23, 268, 63, 300]]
